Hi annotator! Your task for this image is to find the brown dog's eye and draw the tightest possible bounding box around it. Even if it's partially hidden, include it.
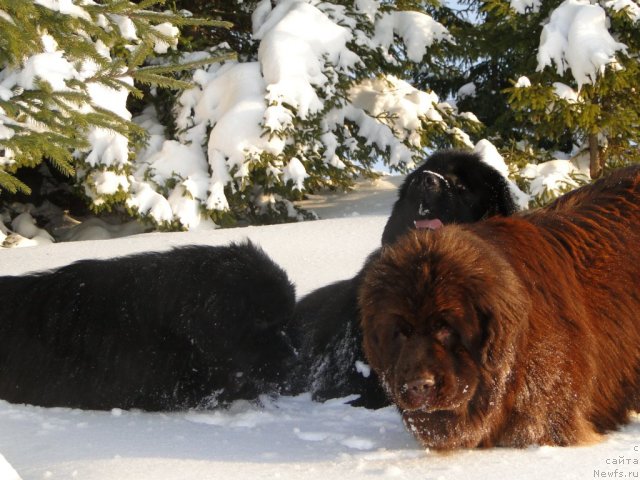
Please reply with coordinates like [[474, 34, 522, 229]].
[[434, 323, 454, 346], [393, 319, 414, 340], [370, 330, 383, 347]]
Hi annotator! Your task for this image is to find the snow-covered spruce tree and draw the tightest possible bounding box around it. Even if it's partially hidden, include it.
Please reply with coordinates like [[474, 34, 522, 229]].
[[506, 0, 640, 179], [444, 0, 639, 206], [137, 0, 482, 228], [0, 1, 229, 225], [424, 0, 555, 142]]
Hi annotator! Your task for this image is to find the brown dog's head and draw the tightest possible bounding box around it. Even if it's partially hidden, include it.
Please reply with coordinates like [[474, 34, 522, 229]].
[[359, 226, 530, 448]]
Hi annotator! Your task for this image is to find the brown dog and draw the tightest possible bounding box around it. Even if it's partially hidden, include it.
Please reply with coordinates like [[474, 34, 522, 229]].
[[359, 165, 640, 449]]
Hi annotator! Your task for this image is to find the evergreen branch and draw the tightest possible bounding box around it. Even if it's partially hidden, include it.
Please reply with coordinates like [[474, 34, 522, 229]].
[[0, 169, 31, 195], [127, 41, 155, 70], [89, 0, 132, 15], [131, 71, 193, 90], [0, 99, 19, 118], [82, 112, 141, 139], [134, 0, 167, 10], [90, 76, 139, 95], [130, 11, 232, 29], [47, 152, 76, 177], [136, 20, 177, 45], [48, 89, 92, 106], [136, 53, 236, 75]]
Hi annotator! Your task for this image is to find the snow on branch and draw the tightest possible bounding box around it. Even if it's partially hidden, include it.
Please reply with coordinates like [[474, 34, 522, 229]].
[[1, 1, 469, 229], [373, 11, 453, 63], [255, 0, 359, 120], [536, 0, 627, 88], [159, 0, 462, 225], [604, 0, 640, 22], [343, 75, 447, 166]]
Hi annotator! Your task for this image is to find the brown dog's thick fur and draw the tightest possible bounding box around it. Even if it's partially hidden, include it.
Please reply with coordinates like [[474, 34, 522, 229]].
[[359, 165, 640, 449]]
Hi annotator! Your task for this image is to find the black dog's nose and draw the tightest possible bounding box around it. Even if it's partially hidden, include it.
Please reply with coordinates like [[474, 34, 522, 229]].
[[424, 172, 439, 187], [421, 170, 448, 189]]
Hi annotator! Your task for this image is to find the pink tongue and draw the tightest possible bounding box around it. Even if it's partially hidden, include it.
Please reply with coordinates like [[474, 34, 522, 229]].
[[414, 218, 444, 230]]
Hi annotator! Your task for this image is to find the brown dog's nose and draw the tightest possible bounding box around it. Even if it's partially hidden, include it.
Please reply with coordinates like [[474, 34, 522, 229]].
[[400, 374, 437, 410], [406, 374, 436, 394]]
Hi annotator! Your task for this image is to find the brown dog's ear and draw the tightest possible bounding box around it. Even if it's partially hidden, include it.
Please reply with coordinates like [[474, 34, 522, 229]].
[[477, 285, 530, 372], [478, 308, 501, 369]]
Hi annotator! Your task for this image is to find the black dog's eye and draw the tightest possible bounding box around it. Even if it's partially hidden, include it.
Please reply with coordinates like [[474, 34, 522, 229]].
[[454, 182, 467, 193]]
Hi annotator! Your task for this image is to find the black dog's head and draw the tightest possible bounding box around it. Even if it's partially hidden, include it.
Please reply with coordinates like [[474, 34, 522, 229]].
[[381, 151, 518, 245]]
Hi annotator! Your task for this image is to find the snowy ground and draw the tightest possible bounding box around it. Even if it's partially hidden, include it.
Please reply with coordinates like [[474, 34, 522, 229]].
[[2, 176, 640, 480]]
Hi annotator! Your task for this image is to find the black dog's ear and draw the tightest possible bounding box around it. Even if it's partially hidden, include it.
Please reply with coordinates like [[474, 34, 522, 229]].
[[489, 180, 519, 217], [381, 199, 414, 245]]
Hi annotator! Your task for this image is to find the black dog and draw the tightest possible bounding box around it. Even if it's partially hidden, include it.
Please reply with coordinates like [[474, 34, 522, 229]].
[[0, 150, 518, 411], [381, 151, 517, 244], [0, 242, 295, 410], [288, 151, 519, 408]]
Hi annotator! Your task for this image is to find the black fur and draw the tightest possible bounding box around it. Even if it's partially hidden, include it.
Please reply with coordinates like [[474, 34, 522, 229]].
[[289, 151, 519, 408], [382, 151, 516, 245], [0, 242, 295, 410], [0, 151, 518, 411]]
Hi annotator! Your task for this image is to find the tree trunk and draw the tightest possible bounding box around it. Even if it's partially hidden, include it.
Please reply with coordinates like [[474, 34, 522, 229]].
[[589, 134, 604, 179]]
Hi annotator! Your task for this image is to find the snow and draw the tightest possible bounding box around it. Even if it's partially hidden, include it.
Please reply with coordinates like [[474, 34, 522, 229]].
[[1, 0, 467, 230], [89, 170, 130, 196], [605, 0, 640, 21], [521, 157, 590, 198], [347, 75, 444, 150], [0, 453, 21, 480], [373, 11, 452, 63], [282, 157, 308, 190], [459, 111, 480, 123], [151, 23, 180, 54], [170, 2, 456, 216], [136, 139, 209, 212], [335, 73, 468, 170], [0, 22, 135, 198], [8, 212, 54, 247], [34, 0, 91, 21], [255, 0, 356, 118], [553, 82, 580, 103], [126, 180, 174, 225], [16, 52, 77, 91], [2, 180, 640, 479], [537, 0, 627, 88], [83, 129, 129, 171], [449, 126, 475, 149], [57, 218, 145, 243], [355, 361, 372, 378], [458, 82, 477, 98], [174, 60, 284, 214], [111, 14, 138, 42], [0, 9, 14, 25], [473, 139, 530, 209], [355, 0, 380, 20], [251, 0, 273, 34], [135, 1, 456, 226]]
